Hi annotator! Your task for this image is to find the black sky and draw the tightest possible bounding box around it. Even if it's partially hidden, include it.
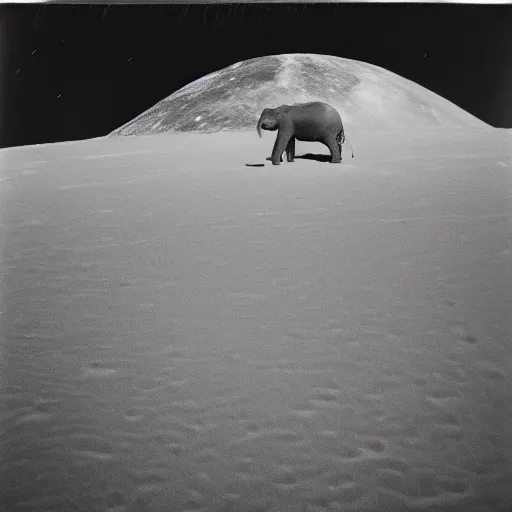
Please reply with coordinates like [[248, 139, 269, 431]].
[[1, 3, 511, 149]]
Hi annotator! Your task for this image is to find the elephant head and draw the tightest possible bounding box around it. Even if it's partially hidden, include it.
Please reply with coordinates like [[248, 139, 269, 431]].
[[256, 108, 279, 138]]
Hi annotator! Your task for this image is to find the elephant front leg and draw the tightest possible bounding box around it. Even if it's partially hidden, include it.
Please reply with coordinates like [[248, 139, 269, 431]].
[[266, 154, 283, 163], [285, 137, 295, 163], [271, 128, 292, 166]]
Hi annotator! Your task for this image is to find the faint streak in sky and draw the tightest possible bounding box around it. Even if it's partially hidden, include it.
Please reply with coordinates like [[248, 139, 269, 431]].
[[101, 6, 110, 22], [32, 6, 42, 28], [177, 4, 189, 28]]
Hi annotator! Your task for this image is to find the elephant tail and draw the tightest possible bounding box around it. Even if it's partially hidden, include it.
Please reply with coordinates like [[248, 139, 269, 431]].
[[344, 135, 355, 158], [338, 129, 354, 158]]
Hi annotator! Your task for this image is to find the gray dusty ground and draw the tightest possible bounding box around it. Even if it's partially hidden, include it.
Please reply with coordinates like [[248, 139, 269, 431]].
[[1, 128, 511, 512]]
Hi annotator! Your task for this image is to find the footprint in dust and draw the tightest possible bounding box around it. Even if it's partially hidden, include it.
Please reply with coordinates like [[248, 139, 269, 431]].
[[182, 488, 204, 512], [308, 389, 340, 408], [167, 443, 186, 456], [412, 376, 429, 387], [372, 456, 410, 474], [106, 490, 127, 510], [360, 438, 386, 454], [433, 411, 461, 428], [316, 432, 361, 460], [325, 378, 343, 391], [476, 362, 507, 382], [435, 476, 469, 495], [262, 428, 302, 444], [135, 378, 163, 392], [366, 378, 402, 396], [195, 448, 219, 464], [222, 483, 243, 508], [382, 367, 404, 379], [273, 465, 298, 487], [437, 366, 467, 385], [325, 471, 355, 489], [165, 347, 188, 359], [242, 420, 261, 435], [431, 424, 464, 442], [235, 456, 254, 476], [74, 449, 115, 463], [123, 408, 145, 423], [331, 484, 365, 504], [450, 325, 478, 345], [82, 362, 119, 378], [460, 334, 478, 345], [425, 387, 460, 405], [134, 469, 168, 495], [289, 405, 319, 422], [16, 411, 52, 424], [402, 470, 440, 499], [227, 292, 265, 307], [377, 468, 437, 499]]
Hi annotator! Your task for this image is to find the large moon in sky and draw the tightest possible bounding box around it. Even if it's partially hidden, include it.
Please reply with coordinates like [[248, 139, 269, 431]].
[[1, 54, 510, 512], [110, 53, 487, 136]]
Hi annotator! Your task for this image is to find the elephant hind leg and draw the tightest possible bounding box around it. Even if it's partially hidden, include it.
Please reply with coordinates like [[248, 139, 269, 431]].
[[335, 131, 344, 160], [325, 135, 342, 164]]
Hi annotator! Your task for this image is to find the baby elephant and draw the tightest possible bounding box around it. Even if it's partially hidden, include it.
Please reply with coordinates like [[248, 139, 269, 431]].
[[257, 101, 352, 166]]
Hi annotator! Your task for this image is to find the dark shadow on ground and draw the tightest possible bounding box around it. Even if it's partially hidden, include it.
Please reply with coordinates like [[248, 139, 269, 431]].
[[295, 153, 332, 162]]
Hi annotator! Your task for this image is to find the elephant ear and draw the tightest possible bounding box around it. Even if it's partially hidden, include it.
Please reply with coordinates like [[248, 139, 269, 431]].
[[272, 105, 292, 123], [275, 105, 291, 116]]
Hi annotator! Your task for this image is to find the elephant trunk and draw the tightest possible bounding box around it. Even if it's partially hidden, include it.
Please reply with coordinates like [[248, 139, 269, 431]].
[[256, 115, 264, 138]]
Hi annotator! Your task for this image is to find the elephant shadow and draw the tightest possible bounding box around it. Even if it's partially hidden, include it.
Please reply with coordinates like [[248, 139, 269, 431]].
[[295, 153, 332, 163]]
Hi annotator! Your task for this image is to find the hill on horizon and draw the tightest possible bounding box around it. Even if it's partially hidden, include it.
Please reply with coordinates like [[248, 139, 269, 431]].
[[110, 53, 488, 137]]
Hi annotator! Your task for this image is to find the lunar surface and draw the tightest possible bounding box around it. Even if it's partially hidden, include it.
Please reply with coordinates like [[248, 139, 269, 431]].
[[110, 54, 487, 137], [1, 124, 511, 511]]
